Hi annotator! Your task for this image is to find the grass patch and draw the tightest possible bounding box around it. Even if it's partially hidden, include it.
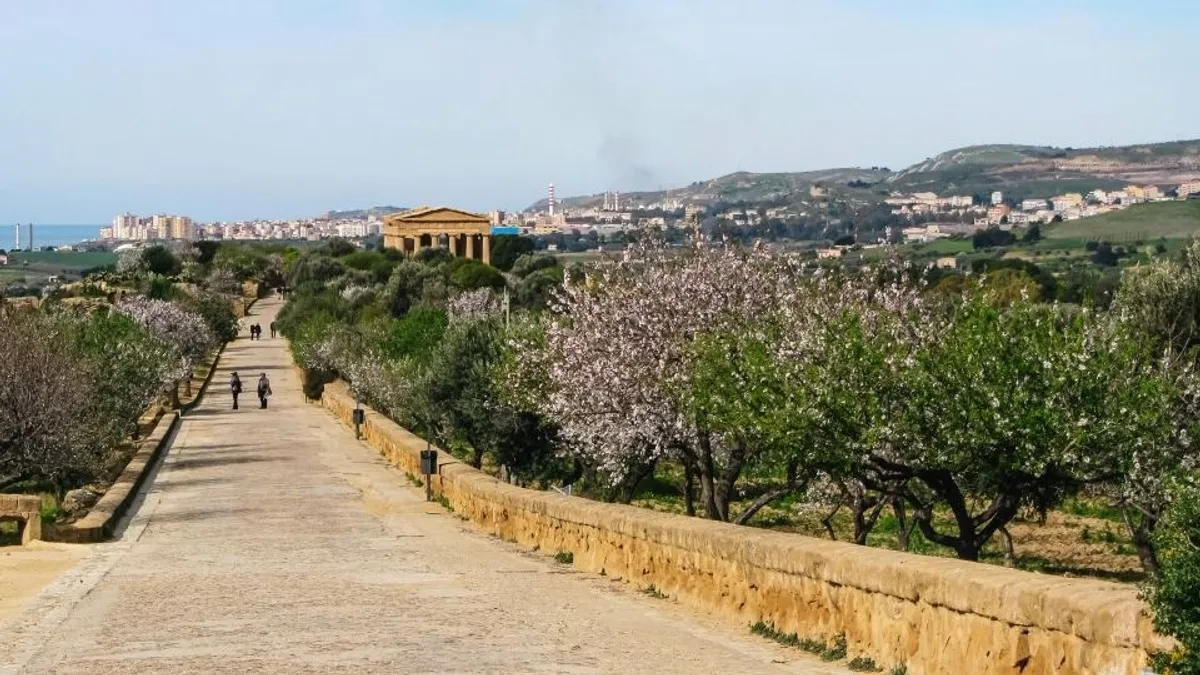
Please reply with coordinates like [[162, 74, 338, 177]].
[[890, 666, 908, 675], [0, 520, 19, 546], [553, 551, 574, 565], [1061, 496, 1123, 522], [435, 495, 452, 512], [848, 655, 882, 672], [820, 634, 848, 661], [40, 502, 62, 525], [404, 471, 423, 487], [642, 584, 668, 599], [749, 621, 826, 655], [913, 238, 973, 255]]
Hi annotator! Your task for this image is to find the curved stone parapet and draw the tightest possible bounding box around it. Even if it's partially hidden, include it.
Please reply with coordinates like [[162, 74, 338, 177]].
[[316, 379, 1158, 675]]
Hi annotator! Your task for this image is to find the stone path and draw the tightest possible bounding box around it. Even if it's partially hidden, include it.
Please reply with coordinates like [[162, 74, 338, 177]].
[[0, 296, 846, 674]]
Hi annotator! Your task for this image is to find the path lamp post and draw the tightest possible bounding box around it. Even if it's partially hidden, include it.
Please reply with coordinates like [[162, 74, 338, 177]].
[[348, 326, 365, 440], [420, 443, 438, 503], [353, 405, 365, 440]]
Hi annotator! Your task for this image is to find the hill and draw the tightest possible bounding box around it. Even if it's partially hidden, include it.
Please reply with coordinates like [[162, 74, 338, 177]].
[[886, 140, 1200, 203], [1046, 200, 1200, 242], [538, 139, 1200, 211], [528, 167, 892, 212], [322, 206, 408, 220]]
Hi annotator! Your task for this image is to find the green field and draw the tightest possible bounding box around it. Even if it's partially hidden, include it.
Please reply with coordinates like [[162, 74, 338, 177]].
[[1, 251, 116, 286], [910, 238, 974, 255], [1047, 201, 1200, 241]]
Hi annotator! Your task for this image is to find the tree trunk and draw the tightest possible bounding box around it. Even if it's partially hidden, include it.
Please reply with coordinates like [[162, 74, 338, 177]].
[[1124, 510, 1160, 577], [997, 526, 1015, 566], [713, 441, 749, 522], [853, 498, 885, 545], [613, 460, 657, 504], [892, 496, 912, 551], [696, 431, 722, 520], [907, 470, 1021, 561], [471, 447, 484, 470], [170, 381, 181, 409], [822, 503, 842, 541], [683, 461, 696, 517], [732, 460, 802, 526]]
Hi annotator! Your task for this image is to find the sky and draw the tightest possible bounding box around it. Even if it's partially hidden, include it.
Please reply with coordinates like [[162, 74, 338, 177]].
[[0, 0, 1197, 223]]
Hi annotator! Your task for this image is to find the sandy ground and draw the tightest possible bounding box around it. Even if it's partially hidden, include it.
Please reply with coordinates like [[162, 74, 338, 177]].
[[0, 296, 846, 675], [0, 542, 88, 624]]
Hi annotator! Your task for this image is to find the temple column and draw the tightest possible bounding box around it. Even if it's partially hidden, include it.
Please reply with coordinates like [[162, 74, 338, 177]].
[[466, 233, 477, 260], [482, 234, 492, 265]]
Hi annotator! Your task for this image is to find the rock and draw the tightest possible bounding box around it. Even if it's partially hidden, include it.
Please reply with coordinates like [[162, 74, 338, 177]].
[[62, 484, 106, 517]]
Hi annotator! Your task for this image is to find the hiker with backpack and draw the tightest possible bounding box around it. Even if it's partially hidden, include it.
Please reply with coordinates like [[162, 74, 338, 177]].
[[257, 373, 273, 409]]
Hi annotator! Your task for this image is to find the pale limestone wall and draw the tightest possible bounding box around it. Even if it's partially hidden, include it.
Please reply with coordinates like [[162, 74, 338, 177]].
[[317, 380, 1157, 675]]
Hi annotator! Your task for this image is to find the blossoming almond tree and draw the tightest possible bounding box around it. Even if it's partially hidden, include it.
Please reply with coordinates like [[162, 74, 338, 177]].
[[883, 297, 1182, 561], [116, 297, 215, 405], [684, 265, 936, 530], [523, 238, 808, 516]]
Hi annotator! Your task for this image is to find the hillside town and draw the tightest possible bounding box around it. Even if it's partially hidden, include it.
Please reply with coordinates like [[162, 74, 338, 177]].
[[88, 178, 1200, 251], [896, 181, 1199, 243]]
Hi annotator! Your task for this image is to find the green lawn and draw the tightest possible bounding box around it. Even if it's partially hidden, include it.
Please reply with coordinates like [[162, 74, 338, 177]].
[[7, 251, 117, 269], [911, 238, 974, 255], [1046, 201, 1200, 241]]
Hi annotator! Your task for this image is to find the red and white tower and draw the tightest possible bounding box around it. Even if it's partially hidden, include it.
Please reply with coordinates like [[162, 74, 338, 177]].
[[548, 182, 556, 216]]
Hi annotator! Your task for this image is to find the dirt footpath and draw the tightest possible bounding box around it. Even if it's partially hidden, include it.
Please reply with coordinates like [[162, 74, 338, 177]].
[[0, 297, 846, 675]]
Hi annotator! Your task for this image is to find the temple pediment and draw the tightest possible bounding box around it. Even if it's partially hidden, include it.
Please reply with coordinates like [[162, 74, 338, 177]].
[[385, 206, 490, 231]]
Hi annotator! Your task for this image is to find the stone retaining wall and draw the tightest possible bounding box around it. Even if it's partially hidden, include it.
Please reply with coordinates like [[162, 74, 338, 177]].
[[317, 380, 1158, 675], [0, 495, 42, 545]]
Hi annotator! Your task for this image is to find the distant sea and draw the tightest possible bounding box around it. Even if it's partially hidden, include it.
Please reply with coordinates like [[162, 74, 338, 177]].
[[4, 224, 105, 249]]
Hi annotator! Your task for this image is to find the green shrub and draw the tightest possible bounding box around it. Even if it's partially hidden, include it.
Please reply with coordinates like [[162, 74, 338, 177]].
[[381, 307, 448, 361], [181, 292, 239, 343], [491, 235, 536, 271], [341, 251, 395, 283], [448, 258, 506, 291], [141, 245, 181, 277], [301, 367, 336, 401], [1149, 483, 1200, 674], [554, 551, 574, 564]]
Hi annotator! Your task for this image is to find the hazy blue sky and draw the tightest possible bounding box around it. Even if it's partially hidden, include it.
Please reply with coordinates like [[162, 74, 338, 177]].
[[1, 0, 1197, 223]]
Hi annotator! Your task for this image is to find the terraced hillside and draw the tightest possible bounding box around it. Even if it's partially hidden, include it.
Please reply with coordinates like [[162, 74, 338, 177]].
[[540, 139, 1200, 211]]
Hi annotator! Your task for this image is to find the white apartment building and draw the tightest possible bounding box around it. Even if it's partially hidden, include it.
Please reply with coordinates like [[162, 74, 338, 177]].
[[991, 191, 1004, 206], [112, 213, 139, 239], [1021, 198, 1048, 211]]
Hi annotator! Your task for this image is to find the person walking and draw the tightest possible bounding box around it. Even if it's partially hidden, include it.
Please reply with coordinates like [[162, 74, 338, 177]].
[[269, 321, 277, 338], [257, 372, 272, 409], [229, 371, 242, 410]]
